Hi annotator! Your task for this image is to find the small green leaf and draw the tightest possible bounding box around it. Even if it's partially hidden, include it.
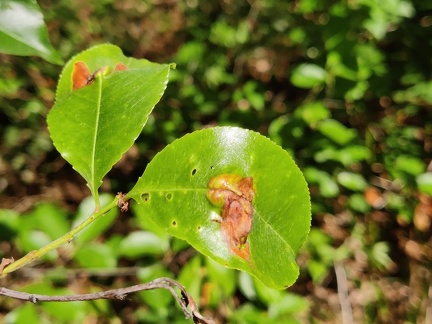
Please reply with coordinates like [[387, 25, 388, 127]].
[[0, 209, 19, 241], [304, 167, 339, 198], [205, 257, 236, 296], [74, 242, 117, 268], [268, 293, 309, 318], [337, 171, 367, 191], [118, 231, 169, 258], [290, 63, 326, 88], [0, 0, 63, 64], [238, 272, 257, 301], [253, 276, 284, 304], [18, 230, 57, 261], [48, 44, 174, 203], [417, 172, 432, 195], [177, 255, 203, 303], [295, 101, 330, 126], [22, 282, 89, 322], [137, 265, 173, 310], [307, 259, 328, 283], [28, 203, 69, 241], [317, 119, 357, 145], [128, 126, 311, 289], [395, 155, 425, 176], [348, 193, 370, 213], [72, 194, 118, 245], [5, 303, 40, 323], [370, 241, 393, 271]]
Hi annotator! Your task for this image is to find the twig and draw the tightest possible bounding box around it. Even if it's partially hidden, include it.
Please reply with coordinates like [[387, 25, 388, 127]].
[[334, 261, 353, 324], [19, 266, 142, 279], [0, 277, 214, 324], [426, 284, 432, 324]]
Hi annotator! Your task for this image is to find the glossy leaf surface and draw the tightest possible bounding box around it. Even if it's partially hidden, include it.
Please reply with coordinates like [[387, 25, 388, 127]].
[[48, 44, 173, 202], [0, 0, 63, 64], [128, 127, 311, 289]]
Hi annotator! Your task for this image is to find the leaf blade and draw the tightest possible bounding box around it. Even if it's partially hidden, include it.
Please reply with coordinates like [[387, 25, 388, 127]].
[[0, 0, 63, 64], [128, 127, 311, 289], [48, 44, 173, 200]]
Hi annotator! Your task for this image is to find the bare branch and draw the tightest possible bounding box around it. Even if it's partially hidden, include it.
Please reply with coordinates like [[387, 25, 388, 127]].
[[334, 261, 353, 324], [0, 277, 214, 324]]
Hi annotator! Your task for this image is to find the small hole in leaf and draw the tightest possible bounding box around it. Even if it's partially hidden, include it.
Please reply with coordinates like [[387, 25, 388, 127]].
[[191, 168, 197, 176], [172, 220, 177, 226], [210, 166, 214, 170], [165, 193, 173, 200], [141, 192, 150, 202], [197, 225, 201, 231]]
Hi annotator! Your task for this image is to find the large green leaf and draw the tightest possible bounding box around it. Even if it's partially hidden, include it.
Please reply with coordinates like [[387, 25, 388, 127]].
[[128, 127, 311, 289], [48, 44, 174, 203], [0, 0, 62, 64]]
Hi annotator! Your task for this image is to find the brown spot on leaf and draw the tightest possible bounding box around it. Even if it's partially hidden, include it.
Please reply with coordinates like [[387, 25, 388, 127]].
[[207, 174, 255, 261], [72, 61, 92, 90], [72, 61, 123, 90], [115, 62, 128, 71]]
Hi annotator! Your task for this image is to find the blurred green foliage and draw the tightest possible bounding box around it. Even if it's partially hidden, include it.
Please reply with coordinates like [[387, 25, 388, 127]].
[[1, 0, 432, 322]]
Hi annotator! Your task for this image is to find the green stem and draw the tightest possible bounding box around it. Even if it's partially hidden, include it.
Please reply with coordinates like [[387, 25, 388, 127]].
[[1, 196, 120, 276]]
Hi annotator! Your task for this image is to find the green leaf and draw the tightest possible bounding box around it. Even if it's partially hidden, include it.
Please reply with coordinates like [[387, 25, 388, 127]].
[[177, 255, 203, 303], [72, 194, 118, 245], [27, 202, 69, 241], [18, 230, 57, 261], [137, 265, 173, 310], [22, 282, 88, 322], [303, 167, 339, 198], [0, 0, 63, 64], [395, 155, 425, 176], [337, 171, 367, 191], [118, 231, 169, 259], [370, 241, 393, 271], [417, 172, 432, 195], [128, 126, 311, 289], [315, 145, 371, 166], [290, 63, 326, 89], [5, 303, 40, 323], [0, 209, 19, 242], [48, 44, 174, 204], [295, 101, 330, 126], [205, 257, 236, 296], [268, 293, 309, 318], [317, 119, 357, 145], [74, 242, 117, 268]]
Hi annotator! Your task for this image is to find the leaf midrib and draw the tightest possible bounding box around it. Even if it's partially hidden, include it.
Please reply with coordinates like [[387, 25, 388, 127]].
[[90, 78, 103, 193]]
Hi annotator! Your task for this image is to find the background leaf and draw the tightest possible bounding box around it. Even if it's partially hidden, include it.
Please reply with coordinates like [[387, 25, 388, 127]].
[[0, 0, 63, 64], [290, 64, 326, 89], [72, 194, 118, 245], [47, 44, 173, 201], [128, 126, 311, 289]]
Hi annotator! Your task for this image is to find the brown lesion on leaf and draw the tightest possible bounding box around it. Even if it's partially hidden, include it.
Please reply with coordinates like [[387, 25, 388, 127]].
[[207, 174, 255, 261], [72, 61, 128, 90]]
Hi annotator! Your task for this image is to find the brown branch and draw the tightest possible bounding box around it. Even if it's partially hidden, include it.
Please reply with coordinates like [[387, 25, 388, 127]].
[[0, 277, 214, 324]]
